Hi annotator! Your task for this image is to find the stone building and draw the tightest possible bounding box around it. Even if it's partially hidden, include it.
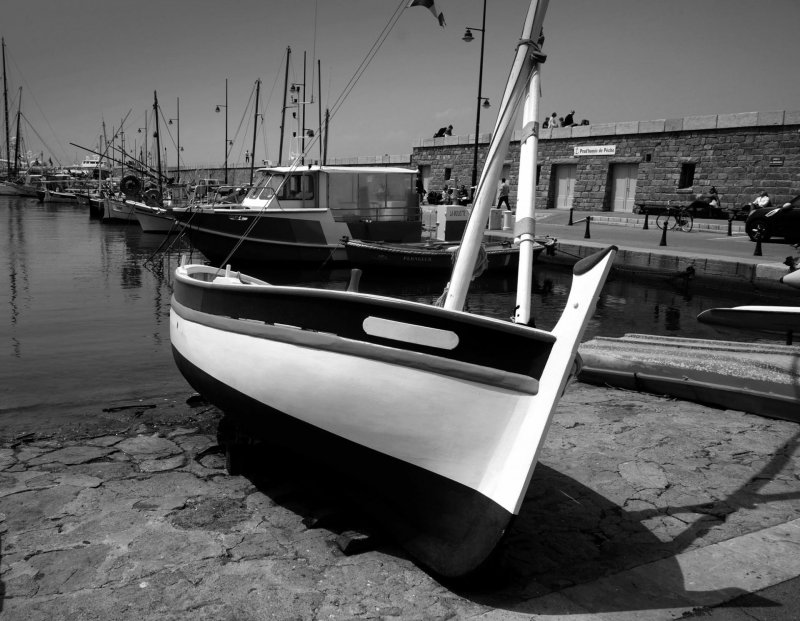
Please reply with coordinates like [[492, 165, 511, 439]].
[[411, 110, 800, 213]]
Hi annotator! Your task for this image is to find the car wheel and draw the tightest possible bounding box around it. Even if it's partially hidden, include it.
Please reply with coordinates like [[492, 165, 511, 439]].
[[746, 218, 771, 242]]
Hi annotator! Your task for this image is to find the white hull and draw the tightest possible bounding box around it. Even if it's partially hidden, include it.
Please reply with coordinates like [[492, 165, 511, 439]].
[[102, 197, 136, 222], [133, 203, 176, 233], [171, 310, 534, 512]]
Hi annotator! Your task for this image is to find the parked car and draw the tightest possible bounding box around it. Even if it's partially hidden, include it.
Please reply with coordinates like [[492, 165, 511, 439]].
[[745, 195, 800, 242]]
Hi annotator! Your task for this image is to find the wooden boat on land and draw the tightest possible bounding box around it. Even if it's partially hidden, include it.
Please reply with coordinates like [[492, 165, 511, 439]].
[[343, 236, 555, 274], [172, 165, 422, 265], [170, 0, 616, 577]]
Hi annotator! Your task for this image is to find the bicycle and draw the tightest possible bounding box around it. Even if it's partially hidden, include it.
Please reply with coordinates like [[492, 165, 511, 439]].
[[656, 206, 694, 232]]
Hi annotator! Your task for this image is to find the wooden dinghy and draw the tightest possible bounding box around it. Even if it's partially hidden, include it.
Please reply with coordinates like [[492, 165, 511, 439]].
[[343, 238, 547, 273], [170, 0, 617, 577]]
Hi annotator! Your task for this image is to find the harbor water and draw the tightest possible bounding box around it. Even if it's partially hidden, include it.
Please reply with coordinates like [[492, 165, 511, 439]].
[[1, 196, 795, 436]]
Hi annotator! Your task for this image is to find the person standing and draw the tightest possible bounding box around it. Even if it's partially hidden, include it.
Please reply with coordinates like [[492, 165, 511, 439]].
[[549, 112, 560, 128], [497, 178, 511, 209]]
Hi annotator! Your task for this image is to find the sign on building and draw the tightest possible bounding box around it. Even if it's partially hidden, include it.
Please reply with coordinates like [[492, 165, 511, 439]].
[[574, 145, 616, 156]]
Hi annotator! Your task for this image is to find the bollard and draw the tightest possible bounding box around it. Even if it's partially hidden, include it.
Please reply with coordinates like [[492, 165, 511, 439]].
[[727, 217, 733, 237], [754, 232, 763, 256], [568, 207, 574, 226], [659, 221, 668, 246], [584, 216, 591, 239], [643, 212, 649, 230]]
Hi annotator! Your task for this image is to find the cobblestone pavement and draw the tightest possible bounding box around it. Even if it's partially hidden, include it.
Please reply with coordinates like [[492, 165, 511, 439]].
[[1, 384, 799, 620]]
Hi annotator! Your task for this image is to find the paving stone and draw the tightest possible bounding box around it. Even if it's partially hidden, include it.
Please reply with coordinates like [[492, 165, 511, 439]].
[[25, 445, 115, 466], [117, 435, 182, 458], [138, 454, 186, 473]]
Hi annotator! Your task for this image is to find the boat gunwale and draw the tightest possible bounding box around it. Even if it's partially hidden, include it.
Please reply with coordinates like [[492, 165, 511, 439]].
[[173, 264, 557, 342]]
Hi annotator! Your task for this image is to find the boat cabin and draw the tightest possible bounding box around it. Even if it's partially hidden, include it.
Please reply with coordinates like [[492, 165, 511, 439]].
[[243, 165, 420, 224]]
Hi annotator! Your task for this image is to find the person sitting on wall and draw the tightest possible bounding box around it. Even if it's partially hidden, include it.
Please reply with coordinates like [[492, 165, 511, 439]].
[[563, 110, 575, 126], [433, 124, 453, 138], [542, 116, 550, 129]]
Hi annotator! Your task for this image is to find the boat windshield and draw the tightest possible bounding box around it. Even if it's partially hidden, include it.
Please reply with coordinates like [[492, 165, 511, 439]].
[[247, 172, 315, 203]]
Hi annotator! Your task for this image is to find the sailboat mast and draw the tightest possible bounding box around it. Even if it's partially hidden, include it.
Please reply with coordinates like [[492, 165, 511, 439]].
[[444, 0, 548, 312], [278, 46, 291, 165], [249, 79, 260, 186], [153, 91, 163, 200], [13, 88, 21, 175], [317, 58, 323, 164], [2, 38, 10, 178], [513, 68, 542, 325]]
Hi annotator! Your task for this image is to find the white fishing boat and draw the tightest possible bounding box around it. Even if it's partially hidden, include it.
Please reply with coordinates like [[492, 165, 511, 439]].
[[173, 164, 422, 265], [101, 194, 137, 223], [169, 0, 616, 577]]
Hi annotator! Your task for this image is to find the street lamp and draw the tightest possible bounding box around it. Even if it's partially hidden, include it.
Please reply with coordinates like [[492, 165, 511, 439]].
[[215, 79, 229, 184], [167, 97, 181, 183], [463, 0, 489, 199]]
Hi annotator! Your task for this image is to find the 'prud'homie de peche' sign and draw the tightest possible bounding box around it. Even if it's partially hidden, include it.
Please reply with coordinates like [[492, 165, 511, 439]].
[[574, 145, 616, 156]]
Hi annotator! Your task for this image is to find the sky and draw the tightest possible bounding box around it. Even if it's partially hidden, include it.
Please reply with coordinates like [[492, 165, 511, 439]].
[[2, 0, 799, 171]]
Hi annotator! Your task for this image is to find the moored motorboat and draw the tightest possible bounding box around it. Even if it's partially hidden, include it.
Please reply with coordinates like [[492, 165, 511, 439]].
[[173, 165, 422, 265]]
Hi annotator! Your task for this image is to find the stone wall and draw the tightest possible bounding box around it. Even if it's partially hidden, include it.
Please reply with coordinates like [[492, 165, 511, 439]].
[[410, 110, 800, 211]]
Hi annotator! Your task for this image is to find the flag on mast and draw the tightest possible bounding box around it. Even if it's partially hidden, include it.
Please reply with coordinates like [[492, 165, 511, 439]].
[[407, 0, 446, 27]]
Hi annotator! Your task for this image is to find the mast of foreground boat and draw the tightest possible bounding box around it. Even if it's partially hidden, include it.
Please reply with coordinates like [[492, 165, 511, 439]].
[[2, 38, 10, 179], [444, 0, 548, 313], [513, 39, 543, 324]]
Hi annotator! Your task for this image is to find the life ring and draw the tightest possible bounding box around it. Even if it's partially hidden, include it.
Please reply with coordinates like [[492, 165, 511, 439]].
[[120, 175, 143, 197]]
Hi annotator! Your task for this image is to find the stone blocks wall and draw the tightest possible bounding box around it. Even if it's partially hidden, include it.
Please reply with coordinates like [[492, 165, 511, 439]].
[[411, 110, 800, 212]]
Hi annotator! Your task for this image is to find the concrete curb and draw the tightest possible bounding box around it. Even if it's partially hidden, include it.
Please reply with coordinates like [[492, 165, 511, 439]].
[[538, 240, 792, 291]]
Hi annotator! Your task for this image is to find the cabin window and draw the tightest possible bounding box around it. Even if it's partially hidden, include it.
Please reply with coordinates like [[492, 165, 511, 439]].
[[678, 163, 695, 189]]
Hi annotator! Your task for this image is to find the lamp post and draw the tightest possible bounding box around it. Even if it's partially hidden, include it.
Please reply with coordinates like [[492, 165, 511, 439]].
[[215, 79, 229, 184], [167, 97, 181, 183], [463, 0, 489, 200]]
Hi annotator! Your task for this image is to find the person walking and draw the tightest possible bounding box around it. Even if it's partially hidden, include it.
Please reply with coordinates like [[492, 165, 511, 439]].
[[497, 178, 511, 209]]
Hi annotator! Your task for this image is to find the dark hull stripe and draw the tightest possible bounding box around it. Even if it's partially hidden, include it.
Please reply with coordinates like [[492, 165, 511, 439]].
[[172, 346, 513, 577], [172, 298, 539, 394], [171, 276, 555, 379]]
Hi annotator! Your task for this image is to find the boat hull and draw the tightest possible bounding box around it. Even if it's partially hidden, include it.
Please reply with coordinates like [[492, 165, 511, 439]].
[[171, 343, 513, 576], [102, 197, 137, 223], [174, 208, 421, 265], [133, 204, 177, 233]]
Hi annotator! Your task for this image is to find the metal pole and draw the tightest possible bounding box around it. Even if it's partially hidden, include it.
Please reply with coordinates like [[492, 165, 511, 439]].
[[250, 80, 260, 186], [2, 38, 10, 178], [471, 0, 487, 197], [278, 46, 290, 165], [176, 97, 180, 183], [224, 78, 228, 184]]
